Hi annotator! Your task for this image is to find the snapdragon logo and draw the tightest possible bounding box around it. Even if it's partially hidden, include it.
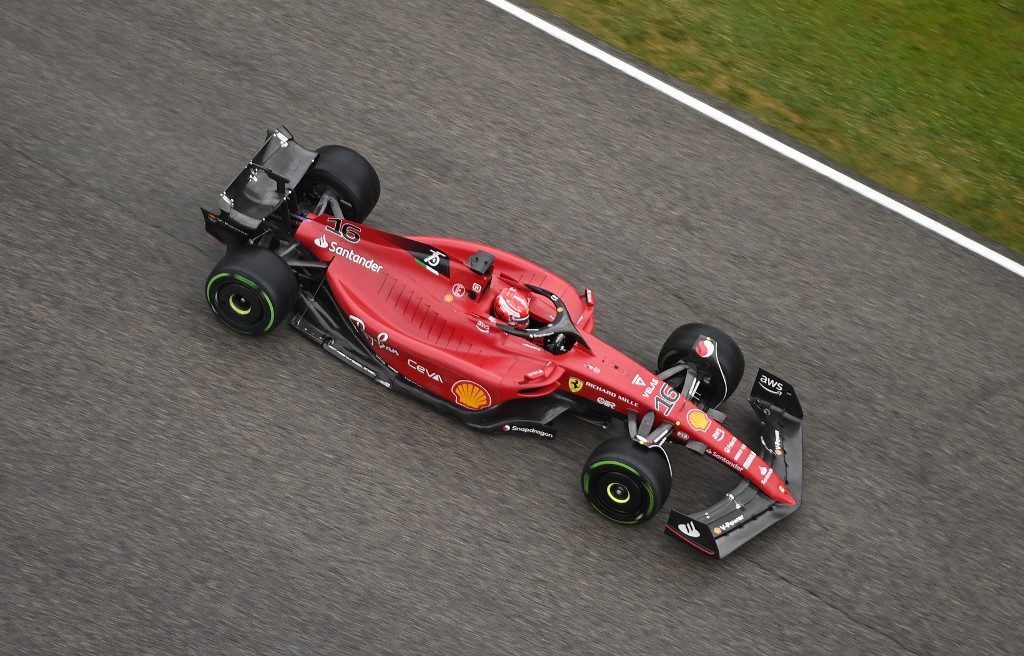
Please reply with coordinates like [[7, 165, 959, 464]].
[[502, 424, 555, 439]]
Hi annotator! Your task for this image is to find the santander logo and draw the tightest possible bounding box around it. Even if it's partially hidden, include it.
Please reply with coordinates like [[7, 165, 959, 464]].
[[311, 236, 383, 273], [677, 522, 700, 538]]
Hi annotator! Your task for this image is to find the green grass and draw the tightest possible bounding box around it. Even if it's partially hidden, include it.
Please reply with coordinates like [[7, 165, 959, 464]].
[[532, 0, 1024, 255]]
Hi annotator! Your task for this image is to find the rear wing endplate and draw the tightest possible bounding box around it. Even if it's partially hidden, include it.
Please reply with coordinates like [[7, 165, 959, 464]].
[[204, 127, 317, 239]]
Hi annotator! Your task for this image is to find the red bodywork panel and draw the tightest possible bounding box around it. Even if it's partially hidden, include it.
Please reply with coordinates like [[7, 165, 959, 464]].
[[295, 215, 794, 505]]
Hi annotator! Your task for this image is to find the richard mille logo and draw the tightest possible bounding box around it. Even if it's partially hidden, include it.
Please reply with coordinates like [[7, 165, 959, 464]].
[[423, 250, 443, 266]]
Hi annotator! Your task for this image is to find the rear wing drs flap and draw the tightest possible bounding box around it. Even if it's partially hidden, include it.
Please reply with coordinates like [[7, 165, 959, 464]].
[[665, 369, 803, 558]]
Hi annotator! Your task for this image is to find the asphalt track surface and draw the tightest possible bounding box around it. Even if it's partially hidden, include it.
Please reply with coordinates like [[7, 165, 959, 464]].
[[2, 2, 1022, 654]]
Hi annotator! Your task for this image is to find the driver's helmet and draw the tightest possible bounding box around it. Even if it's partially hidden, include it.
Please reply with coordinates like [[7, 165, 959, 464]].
[[494, 287, 531, 328]]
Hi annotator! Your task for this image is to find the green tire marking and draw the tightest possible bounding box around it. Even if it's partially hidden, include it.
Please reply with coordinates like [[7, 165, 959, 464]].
[[261, 290, 275, 332], [205, 272, 232, 302], [659, 350, 681, 371], [588, 460, 641, 478], [234, 274, 258, 289]]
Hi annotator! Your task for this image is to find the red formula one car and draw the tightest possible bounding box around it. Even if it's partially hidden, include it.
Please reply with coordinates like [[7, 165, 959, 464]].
[[201, 128, 804, 558]]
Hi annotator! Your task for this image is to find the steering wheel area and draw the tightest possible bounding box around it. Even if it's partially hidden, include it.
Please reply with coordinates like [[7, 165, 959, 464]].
[[494, 284, 590, 355]]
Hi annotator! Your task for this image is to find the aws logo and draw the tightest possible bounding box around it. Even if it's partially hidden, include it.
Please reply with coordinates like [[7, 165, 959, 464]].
[[758, 373, 784, 395]]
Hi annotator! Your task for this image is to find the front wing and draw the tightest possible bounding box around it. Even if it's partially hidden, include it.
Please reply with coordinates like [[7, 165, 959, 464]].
[[665, 369, 803, 558]]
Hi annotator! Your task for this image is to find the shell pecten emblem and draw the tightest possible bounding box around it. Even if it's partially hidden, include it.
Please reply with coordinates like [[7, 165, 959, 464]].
[[686, 408, 711, 432], [568, 377, 584, 393], [452, 380, 491, 410]]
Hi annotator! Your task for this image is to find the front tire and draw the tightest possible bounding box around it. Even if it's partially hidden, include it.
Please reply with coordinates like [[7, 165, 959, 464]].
[[294, 145, 380, 222], [205, 246, 298, 335], [658, 323, 745, 406], [581, 438, 672, 524]]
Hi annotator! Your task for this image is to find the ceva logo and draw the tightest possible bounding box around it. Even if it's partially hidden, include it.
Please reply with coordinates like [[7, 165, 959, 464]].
[[314, 234, 329, 248]]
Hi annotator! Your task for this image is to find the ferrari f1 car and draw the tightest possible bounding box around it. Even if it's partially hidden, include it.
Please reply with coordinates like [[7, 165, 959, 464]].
[[201, 128, 804, 558]]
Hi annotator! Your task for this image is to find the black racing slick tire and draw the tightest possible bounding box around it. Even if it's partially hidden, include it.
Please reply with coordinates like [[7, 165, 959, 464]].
[[581, 437, 672, 525], [657, 323, 745, 406], [294, 145, 380, 223], [205, 246, 298, 336]]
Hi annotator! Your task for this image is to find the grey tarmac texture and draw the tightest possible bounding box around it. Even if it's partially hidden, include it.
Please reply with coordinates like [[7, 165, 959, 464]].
[[1, 1, 1022, 655]]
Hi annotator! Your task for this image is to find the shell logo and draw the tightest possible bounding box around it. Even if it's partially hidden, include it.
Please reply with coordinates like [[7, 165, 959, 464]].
[[686, 408, 710, 432], [452, 380, 491, 410]]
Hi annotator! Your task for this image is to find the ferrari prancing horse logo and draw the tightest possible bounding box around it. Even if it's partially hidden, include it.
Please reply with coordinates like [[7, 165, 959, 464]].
[[568, 377, 584, 393]]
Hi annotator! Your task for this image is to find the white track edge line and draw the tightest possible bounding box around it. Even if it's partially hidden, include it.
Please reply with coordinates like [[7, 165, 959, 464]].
[[482, 0, 1024, 280]]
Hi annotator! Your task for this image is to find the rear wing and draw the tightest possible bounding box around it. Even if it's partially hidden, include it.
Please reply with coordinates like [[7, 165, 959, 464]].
[[665, 369, 803, 558], [203, 127, 317, 241]]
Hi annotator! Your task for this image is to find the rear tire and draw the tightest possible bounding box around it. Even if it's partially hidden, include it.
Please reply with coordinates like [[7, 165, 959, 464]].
[[205, 246, 298, 335], [581, 437, 672, 524], [294, 145, 380, 222], [657, 323, 745, 406]]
